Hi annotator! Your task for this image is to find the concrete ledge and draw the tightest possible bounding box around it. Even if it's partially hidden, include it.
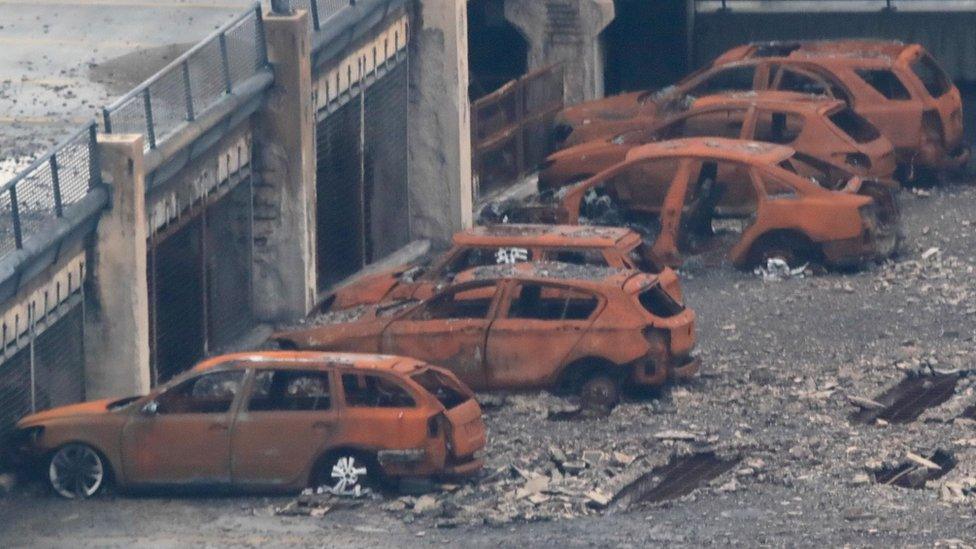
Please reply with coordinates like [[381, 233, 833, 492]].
[[144, 71, 274, 190]]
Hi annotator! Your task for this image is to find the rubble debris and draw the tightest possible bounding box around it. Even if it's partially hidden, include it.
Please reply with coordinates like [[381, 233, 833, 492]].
[[754, 258, 808, 282], [275, 489, 370, 517], [611, 452, 741, 509], [872, 450, 956, 489], [850, 374, 959, 424]]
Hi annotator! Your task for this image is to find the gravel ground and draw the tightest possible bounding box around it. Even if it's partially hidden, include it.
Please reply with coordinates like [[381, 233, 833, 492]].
[[3, 181, 976, 547]]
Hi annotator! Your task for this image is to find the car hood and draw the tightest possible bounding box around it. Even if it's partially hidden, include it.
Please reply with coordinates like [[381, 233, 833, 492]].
[[16, 398, 120, 427], [559, 91, 652, 125]]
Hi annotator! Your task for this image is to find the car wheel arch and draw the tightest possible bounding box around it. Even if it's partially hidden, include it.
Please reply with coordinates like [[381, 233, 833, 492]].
[[742, 229, 823, 268], [556, 356, 628, 394], [307, 446, 380, 488], [46, 440, 118, 487]]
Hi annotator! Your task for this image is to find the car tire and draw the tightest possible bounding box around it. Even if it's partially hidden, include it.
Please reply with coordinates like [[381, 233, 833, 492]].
[[579, 374, 621, 414], [315, 452, 379, 496], [48, 444, 107, 499]]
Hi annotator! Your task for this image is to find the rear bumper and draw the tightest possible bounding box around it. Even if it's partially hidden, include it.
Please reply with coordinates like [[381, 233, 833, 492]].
[[914, 142, 970, 171], [821, 230, 897, 266], [441, 456, 484, 477]]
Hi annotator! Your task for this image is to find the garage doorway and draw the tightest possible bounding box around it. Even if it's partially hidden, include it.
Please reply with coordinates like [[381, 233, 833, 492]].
[[603, 0, 690, 95], [467, 0, 529, 101]]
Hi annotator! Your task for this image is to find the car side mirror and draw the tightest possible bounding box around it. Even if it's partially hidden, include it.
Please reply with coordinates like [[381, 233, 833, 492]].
[[140, 400, 159, 416]]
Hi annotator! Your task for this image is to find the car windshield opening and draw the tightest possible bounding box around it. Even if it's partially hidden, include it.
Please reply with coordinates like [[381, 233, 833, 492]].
[[828, 108, 880, 143]]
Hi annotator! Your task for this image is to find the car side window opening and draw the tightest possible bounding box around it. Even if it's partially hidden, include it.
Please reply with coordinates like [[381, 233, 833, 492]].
[[828, 108, 881, 143], [754, 111, 804, 144], [548, 248, 608, 267], [342, 373, 416, 408], [410, 369, 470, 409], [507, 283, 599, 321], [155, 370, 246, 414], [441, 248, 507, 278], [855, 69, 911, 100], [689, 66, 756, 97], [664, 109, 747, 140], [776, 68, 830, 96], [911, 54, 951, 98], [412, 284, 496, 320], [247, 370, 332, 412], [759, 171, 798, 199]]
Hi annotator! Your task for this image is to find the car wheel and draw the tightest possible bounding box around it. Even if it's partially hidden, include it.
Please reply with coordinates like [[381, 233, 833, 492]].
[[317, 452, 376, 496], [579, 374, 621, 413], [749, 233, 815, 270], [48, 444, 106, 499]]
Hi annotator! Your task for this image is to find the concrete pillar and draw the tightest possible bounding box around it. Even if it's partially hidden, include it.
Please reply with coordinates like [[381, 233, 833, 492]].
[[252, 9, 317, 320], [505, 0, 615, 105], [85, 134, 151, 398], [408, 0, 473, 247]]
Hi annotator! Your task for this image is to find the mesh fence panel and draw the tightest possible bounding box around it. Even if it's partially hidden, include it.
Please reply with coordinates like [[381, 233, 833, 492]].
[[54, 134, 95, 206], [0, 192, 16, 257], [316, 0, 351, 23], [146, 67, 190, 146], [225, 13, 264, 90], [316, 98, 364, 291], [0, 347, 31, 444], [187, 39, 228, 114], [106, 96, 151, 151], [32, 303, 85, 413], [364, 59, 410, 261], [149, 217, 206, 384], [473, 85, 519, 143], [206, 181, 255, 350], [523, 65, 564, 116], [14, 167, 59, 250]]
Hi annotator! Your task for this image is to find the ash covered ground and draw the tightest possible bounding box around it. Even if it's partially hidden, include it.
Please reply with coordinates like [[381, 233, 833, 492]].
[[3, 182, 976, 547]]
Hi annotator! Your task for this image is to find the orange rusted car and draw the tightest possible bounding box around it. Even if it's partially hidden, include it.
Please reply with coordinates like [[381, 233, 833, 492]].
[[541, 91, 897, 192], [275, 263, 699, 410], [545, 137, 900, 269], [327, 223, 683, 310], [9, 352, 485, 498], [555, 40, 966, 179]]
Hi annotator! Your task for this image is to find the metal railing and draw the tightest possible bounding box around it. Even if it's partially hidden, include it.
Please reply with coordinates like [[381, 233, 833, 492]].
[[0, 124, 101, 259], [102, 5, 269, 151], [471, 64, 565, 198], [697, 0, 976, 11], [271, 0, 357, 32]]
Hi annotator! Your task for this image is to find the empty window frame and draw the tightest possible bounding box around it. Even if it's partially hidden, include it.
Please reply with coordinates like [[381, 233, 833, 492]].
[[507, 283, 598, 321], [248, 370, 332, 412], [342, 373, 416, 408]]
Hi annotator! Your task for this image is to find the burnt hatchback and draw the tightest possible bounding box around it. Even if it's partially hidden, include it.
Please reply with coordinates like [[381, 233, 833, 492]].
[[276, 263, 698, 411]]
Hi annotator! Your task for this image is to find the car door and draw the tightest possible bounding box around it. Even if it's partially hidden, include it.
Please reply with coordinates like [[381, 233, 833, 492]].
[[120, 369, 245, 485], [338, 372, 428, 453], [381, 281, 501, 390], [229, 368, 338, 487], [484, 281, 601, 388]]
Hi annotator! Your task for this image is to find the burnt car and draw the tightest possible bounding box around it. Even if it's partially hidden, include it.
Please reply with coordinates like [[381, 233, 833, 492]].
[[327, 223, 682, 310], [275, 263, 699, 410], [9, 352, 485, 498], [541, 137, 900, 270], [555, 40, 966, 179], [541, 91, 897, 192]]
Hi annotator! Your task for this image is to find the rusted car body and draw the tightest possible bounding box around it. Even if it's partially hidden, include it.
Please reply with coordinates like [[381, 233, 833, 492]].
[[10, 352, 485, 498], [545, 138, 900, 269], [276, 263, 699, 409], [540, 91, 897, 192], [555, 40, 965, 177], [328, 224, 683, 310]]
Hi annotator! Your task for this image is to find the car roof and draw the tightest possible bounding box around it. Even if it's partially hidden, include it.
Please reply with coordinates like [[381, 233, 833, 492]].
[[689, 91, 844, 115], [192, 351, 428, 375], [458, 261, 651, 290], [738, 40, 914, 67], [625, 137, 794, 165], [454, 224, 637, 248]]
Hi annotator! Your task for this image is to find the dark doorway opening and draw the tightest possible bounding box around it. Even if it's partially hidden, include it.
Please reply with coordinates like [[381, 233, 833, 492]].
[[603, 0, 689, 95], [467, 0, 528, 101]]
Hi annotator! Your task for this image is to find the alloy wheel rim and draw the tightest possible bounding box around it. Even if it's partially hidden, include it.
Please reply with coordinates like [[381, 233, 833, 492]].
[[330, 456, 368, 495], [49, 444, 104, 499]]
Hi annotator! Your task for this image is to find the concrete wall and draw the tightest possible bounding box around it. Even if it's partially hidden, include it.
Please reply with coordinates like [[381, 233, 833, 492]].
[[504, 0, 615, 105], [408, 0, 474, 247]]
